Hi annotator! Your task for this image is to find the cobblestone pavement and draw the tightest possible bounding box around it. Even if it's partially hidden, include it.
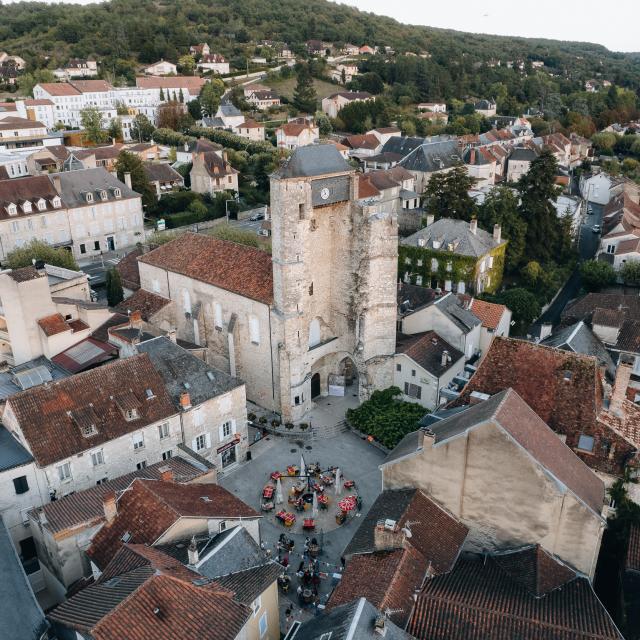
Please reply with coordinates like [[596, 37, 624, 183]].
[[219, 429, 386, 634]]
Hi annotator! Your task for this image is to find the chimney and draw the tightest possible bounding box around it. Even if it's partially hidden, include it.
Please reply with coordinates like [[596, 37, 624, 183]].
[[52, 174, 61, 194], [103, 491, 117, 523], [493, 224, 501, 243], [373, 519, 405, 552], [129, 310, 142, 329], [124, 172, 132, 189], [188, 538, 199, 565], [158, 466, 174, 482], [611, 355, 634, 416], [425, 214, 434, 227], [470, 218, 478, 235], [441, 350, 449, 367], [180, 391, 192, 410]]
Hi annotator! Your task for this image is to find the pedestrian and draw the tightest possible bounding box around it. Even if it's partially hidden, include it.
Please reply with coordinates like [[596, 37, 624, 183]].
[[282, 554, 289, 570], [340, 556, 346, 570], [297, 584, 303, 604]]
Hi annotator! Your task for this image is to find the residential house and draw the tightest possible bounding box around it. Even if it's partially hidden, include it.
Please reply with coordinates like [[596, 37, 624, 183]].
[[275, 119, 318, 149], [400, 218, 507, 295], [555, 194, 582, 236], [25, 144, 69, 175], [466, 297, 511, 353], [175, 137, 222, 165], [540, 131, 572, 167], [242, 83, 270, 98], [341, 133, 381, 159], [0, 52, 26, 70], [383, 388, 607, 577], [0, 117, 60, 153], [408, 545, 623, 640], [598, 183, 640, 265], [127, 142, 161, 161], [359, 45, 375, 55], [341, 43, 360, 56], [417, 110, 449, 125], [306, 40, 328, 57], [190, 150, 239, 196], [506, 146, 538, 182], [73, 144, 123, 172], [367, 126, 401, 147], [144, 60, 177, 76], [0, 263, 111, 366], [397, 138, 463, 192], [27, 458, 210, 599], [329, 488, 468, 628], [143, 161, 184, 198], [53, 59, 98, 80], [0, 515, 48, 640], [234, 119, 265, 142], [462, 145, 497, 188], [321, 92, 373, 118], [190, 43, 210, 57], [246, 90, 280, 110], [395, 331, 465, 409], [398, 285, 482, 362], [0, 99, 56, 131], [215, 99, 245, 129], [453, 336, 640, 479], [197, 54, 230, 75], [474, 99, 496, 117], [290, 598, 412, 640], [418, 102, 447, 113], [114, 246, 142, 295], [581, 171, 623, 205], [48, 543, 254, 640], [134, 75, 205, 103], [330, 64, 359, 84]]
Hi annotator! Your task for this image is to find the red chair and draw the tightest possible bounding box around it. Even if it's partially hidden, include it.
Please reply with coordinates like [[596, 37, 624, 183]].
[[303, 518, 316, 531]]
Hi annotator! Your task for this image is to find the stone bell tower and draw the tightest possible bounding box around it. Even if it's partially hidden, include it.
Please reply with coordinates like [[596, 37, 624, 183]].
[[269, 145, 397, 423]]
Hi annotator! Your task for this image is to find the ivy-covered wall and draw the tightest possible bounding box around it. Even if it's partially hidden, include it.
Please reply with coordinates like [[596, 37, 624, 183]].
[[398, 242, 506, 294]]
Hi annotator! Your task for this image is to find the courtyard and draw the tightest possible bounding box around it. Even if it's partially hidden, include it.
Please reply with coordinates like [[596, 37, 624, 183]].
[[219, 428, 386, 632]]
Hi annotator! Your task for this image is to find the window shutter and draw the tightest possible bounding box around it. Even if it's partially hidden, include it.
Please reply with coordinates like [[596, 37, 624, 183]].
[[218, 425, 224, 441], [205, 433, 211, 449], [191, 437, 198, 450], [231, 419, 237, 434]]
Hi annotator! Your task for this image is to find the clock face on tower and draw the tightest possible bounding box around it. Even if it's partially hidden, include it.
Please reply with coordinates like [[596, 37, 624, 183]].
[[320, 187, 330, 200], [311, 177, 350, 207]]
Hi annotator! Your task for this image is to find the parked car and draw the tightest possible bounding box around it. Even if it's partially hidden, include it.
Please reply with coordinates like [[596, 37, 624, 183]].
[[249, 212, 265, 221], [592, 224, 601, 234]]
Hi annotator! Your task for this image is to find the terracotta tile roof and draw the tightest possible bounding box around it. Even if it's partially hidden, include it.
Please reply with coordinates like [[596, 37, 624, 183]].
[[0, 174, 61, 218], [7, 354, 176, 467], [0, 116, 46, 131], [564, 293, 640, 324], [138, 233, 274, 305], [468, 297, 507, 330], [358, 175, 380, 199], [37, 313, 89, 337], [87, 479, 259, 569], [408, 549, 623, 640], [342, 133, 379, 150], [115, 247, 142, 291], [32, 458, 206, 536], [626, 523, 640, 572], [593, 307, 626, 329], [453, 337, 634, 477], [135, 76, 206, 95], [37, 82, 82, 96], [278, 122, 313, 136], [396, 331, 464, 377], [114, 289, 171, 321], [70, 79, 112, 93], [198, 151, 238, 178], [328, 547, 426, 628], [7, 265, 44, 283], [238, 119, 263, 129]]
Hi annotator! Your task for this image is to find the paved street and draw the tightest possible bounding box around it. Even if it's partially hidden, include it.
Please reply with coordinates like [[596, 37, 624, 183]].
[[530, 201, 604, 332], [219, 430, 386, 632]]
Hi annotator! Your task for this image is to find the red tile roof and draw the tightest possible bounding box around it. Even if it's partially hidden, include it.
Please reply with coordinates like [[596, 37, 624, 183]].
[[114, 289, 171, 321], [7, 354, 176, 467], [70, 79, 112, 93], [468, 297, 507, 330], [139, 233, 274, 305], [328, 547, 427, 627], [135, 76, 206, 95], [408, 548, 623, 640], [115, 247, 142, 291], [342, 133, 379, 150], [396, 330, 464, 377], [37, 82, 82, 96], [32, 458, 207, 536], [87, 479, 259, 569], [37, 313, 73, 337]]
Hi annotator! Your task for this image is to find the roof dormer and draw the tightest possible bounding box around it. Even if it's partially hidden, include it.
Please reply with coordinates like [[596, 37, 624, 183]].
[[112, 187, 121, 198], [21, 200, 32, 213], [6, 203, 17, 216], [36, 198, 47, 211], [85, 192, 94, 203], [99, 189, 108, 201]]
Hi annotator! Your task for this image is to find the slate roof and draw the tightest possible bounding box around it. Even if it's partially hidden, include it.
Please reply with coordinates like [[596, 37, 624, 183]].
[[54, 168, 139, 206], [87, 479, 259, 569], [541, 321, 616, 378], [0, 425, 33, 472], [276, 144, 351, 179], [0, 516, 48, 640], [138, 233, 274, 305], [114, 288, 171, 320], [142, 162, 183, 183], [185, 138, 222, 154], [397, 283, 438, 314], [509, 146, 539, 162], [614, 319, 640, 354], [434, 293, 482, 333], [401, 218, 504, 258], [436, 388, 605, 515], [7, 354, 176, 467], [293, 598, 413, 640], [408, 548, 623, 640], [31, 457, 206, 536], [91, 313, 129, 343], [218, 100, 242, 117], [136, 336, 243, 407], [396, 330, 464, 377], [215, 562, 282, 604], [399, 139, 461, 173]]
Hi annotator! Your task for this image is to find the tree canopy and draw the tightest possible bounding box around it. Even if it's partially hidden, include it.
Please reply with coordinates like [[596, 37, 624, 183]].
[[4, 240, 79, 271], [114, 150, 155, 209], [423, 164, 477, 221]]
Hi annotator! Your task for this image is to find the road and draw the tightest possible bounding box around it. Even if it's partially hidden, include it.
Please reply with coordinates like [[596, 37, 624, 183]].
[[529, 202, 604, 334]]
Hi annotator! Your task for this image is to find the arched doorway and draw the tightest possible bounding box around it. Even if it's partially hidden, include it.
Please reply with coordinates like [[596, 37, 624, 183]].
[[311, 373, 321, 399]]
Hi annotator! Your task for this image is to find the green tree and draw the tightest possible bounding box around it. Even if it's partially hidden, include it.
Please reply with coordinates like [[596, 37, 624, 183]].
[[5, 240, 79, 271], [314, 111, 332, 136], [107, 118, 123, 142], [114, 150, 155, 209], [130, 114, 154, 142], [423, 165, 477, 221], [517, 150, 562, 265], [200, 79, 225, 117], [105, 267, 124, 307], [496, 288, 541, 333], [178, 88, 184, 103], [580, 260, 616, 292], [293, 63, 318, 114], [80, 106, 107, 144], [17, 69, 55, 97], [187, 99, 202, 121], [159, 87, 165, 101], [619, 260, 640, 286], [178, 54, 196, 75], [478, 186, 527, 271]]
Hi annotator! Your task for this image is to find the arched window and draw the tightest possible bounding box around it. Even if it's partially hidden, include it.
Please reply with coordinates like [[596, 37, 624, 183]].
[[308, 318, 321, 348]]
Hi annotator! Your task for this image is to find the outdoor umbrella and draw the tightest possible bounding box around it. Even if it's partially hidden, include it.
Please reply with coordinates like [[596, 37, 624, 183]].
[[276, 477, 283, 504], [334, 468, 341, 495]]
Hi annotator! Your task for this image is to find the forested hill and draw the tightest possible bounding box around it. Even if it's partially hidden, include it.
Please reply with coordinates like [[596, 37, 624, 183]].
[[2, 0, 639, 95]]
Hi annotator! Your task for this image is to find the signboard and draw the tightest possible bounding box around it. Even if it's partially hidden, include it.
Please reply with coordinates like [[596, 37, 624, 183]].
[[156, 218, 166, 231], [217, 434, 240, 454]]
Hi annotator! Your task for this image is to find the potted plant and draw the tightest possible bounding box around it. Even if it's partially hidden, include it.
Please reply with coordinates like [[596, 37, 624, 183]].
[[258, 416, 268, 425], [271, 419, 281, 427], [299, 422, 309, 430], [248, 412, 257, 422], [285, 422, 294, 430]]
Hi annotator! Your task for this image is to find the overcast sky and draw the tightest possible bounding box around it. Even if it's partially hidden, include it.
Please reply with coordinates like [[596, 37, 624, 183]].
[[337, 0, 638, 53]]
